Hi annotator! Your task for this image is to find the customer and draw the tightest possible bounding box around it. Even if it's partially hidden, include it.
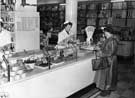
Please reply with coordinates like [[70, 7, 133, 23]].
[[94, 26, 118, 96]]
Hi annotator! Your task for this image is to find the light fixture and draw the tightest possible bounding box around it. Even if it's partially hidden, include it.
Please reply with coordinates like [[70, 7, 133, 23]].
[[59, 3, 66, 6], [111, 0, 125, 2], [59, 0, 66, 6]]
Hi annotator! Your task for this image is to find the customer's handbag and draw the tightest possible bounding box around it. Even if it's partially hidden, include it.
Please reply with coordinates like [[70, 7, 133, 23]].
[[92, 51, 110, 71]]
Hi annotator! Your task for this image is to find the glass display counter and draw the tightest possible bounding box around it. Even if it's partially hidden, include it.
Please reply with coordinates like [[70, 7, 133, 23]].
[[0, 45, 95, 98], [0, 43, 95, 85]]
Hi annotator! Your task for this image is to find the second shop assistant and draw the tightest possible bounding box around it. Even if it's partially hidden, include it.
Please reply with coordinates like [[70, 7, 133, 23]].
[[57, 21, 73, 45]]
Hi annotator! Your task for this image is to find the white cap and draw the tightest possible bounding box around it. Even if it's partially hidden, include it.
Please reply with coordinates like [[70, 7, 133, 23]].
[[64, 21, 70, 25]]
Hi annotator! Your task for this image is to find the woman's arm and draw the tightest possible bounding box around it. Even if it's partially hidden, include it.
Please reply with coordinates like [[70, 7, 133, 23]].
[[96, 39, 118, 57]]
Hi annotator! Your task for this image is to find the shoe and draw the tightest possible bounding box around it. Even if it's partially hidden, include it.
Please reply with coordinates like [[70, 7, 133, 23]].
[[100, 90, 111, 97]]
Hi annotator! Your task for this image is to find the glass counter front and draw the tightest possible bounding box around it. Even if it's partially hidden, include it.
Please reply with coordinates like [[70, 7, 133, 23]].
[[0, 44, 94, 85]]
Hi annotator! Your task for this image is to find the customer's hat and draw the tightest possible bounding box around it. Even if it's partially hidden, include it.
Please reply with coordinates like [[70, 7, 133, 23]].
[[104, 26, 114, 34]]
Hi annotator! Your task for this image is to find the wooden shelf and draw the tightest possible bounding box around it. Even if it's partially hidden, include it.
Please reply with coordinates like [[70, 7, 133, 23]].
[[0, 3, 15, 33], [77, 1, 135, 42], [37, 4, 65, 32], [77, 1, 135, 28]]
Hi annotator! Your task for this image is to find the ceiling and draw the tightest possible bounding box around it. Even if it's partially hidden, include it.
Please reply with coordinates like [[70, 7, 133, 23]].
[[37, 0, 112, 5], [37, 0, 65, 4], [37, 0, 92, 4]]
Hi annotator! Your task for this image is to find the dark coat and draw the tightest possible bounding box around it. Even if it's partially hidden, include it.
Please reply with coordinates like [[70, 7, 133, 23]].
[[94, 36, 118, 90]]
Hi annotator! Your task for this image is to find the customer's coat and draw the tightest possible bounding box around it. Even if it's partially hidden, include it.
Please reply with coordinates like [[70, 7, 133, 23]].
[[94, 37, 118, 90]]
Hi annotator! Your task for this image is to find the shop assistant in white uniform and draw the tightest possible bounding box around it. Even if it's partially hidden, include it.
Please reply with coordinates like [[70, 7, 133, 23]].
[[0, 19, 12, 59], [57, 21, 73, 45], [0, 19, 11, 47], [0, 18, 12, 75]]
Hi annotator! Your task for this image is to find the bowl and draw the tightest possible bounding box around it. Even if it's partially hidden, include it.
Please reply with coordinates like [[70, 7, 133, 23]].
[[10, 72, 16, 77], [12, 66, 19, 71], [14, 75, 20, 80], [21, 73, 26, 78]]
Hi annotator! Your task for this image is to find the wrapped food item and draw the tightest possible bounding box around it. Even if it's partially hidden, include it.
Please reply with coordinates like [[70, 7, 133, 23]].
[[10, 71, 16, 77], [25, 63, 35, 70], [12, 66, 19, 71], [14, 75, 20, 80], [0, 68, 4, 78], [0, 78, 8, 85], [21, 73, 26, 78], [55, 45, 66, 50]]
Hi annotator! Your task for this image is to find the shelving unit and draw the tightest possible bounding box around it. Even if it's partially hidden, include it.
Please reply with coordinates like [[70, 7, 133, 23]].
[[0, 0, 40, 52], [77, 1, 111, 33], [77, 1, 135, 41], [37, 4, 65, 33], [0, 1, 15, 33], [37, 4, 65, 46]]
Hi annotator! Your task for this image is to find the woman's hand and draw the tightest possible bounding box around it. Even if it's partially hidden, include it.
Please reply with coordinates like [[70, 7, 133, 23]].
[[93, 45, 103, 57], [96, 50, 102, 57], [94, 45, 100, 51]]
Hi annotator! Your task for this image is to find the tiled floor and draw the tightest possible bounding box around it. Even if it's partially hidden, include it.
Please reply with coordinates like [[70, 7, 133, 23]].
[[94, 58, 135, 98]]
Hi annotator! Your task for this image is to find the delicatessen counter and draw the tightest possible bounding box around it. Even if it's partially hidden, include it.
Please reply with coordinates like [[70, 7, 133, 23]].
[[0, 44, 95, 98]]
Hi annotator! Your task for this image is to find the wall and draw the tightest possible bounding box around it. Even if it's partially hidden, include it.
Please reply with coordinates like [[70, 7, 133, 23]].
[[14, 0, 40, 52], [15, 12, 40, 52]]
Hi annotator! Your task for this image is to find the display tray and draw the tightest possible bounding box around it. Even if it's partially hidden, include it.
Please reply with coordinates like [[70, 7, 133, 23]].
[[35, 64, 50, 69], [80, 45, 95, 51], [10, 50, 42, 59]]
